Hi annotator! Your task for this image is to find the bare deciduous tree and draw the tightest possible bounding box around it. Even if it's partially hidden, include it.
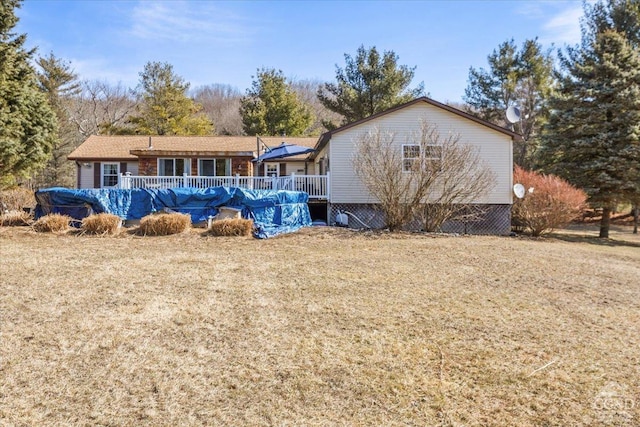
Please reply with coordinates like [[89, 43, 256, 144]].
[[69, 80, 136, 137], [192, 84, 243, 135], [290, 78, 343, 135], [353, 120, 495, 231]]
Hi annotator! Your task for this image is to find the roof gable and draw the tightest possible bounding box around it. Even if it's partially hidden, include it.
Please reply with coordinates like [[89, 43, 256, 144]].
[[312, 97, 520, 155]]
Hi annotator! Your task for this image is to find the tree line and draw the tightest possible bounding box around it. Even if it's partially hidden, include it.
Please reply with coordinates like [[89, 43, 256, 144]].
[[1, 0, 638, 237]]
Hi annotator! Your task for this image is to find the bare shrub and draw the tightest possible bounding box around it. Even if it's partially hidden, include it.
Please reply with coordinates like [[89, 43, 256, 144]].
[[512, 166, 587, 236], [32, 214, 71, 233], [208, 218, 254, 236], [81, 213, 123, 235], [138, 213, 191, 236], [353, 120, 495, 231], [0, 211, 33, 226], [0, 188, 35, 212]]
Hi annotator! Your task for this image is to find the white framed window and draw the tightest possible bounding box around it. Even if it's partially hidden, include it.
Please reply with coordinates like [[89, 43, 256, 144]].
[[402, 144, 442, 172], [402, 144, 421, 172], [102, 163, 119, 187], [265, 163, 279, 177], [198, 158, 231, 176], [158, 158, 190, 176], [424, 145, 443, 162]]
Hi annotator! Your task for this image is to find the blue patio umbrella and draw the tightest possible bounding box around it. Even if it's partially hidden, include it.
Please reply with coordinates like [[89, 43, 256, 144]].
[[253, 142, 315, 162]]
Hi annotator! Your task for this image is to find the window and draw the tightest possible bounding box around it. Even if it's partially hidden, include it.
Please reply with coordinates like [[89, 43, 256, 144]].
[[265, 163, 279, 177], [102, 163, 119, 187], [402, 145, 421, 172], [198, 158, 231, 176], [158, 158, 190, 176], [425, 145, 442, 161], [402, 144, 442, 172]]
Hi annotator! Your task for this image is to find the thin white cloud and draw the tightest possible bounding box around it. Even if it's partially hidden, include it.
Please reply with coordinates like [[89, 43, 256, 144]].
[[539, 2, 590, 46], [129, 1, 254, 45], [70, 58, 139, 88], [514, 2, 546, 20]]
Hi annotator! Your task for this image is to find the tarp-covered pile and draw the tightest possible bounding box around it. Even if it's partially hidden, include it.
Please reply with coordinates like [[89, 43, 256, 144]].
[[34, 187, 312, 239]]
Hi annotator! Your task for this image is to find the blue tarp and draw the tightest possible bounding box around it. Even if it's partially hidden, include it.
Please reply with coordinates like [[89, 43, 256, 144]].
[[34, 187, 312, 239]]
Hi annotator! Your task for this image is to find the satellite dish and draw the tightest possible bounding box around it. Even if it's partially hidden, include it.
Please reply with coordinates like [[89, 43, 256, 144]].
[[513, 183, 525, 199], [506, 106, 521, 124]]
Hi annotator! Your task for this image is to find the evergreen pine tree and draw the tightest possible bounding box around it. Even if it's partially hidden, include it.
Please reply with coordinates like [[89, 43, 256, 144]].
[[240, 68, 314, 136], [540, 0, 640, 238], [35, 53, 82, 187], [0, 0, 57, 187], [317, 45, 424, 128], [128, 61, 213, 135], [464, 39, 554, 168]]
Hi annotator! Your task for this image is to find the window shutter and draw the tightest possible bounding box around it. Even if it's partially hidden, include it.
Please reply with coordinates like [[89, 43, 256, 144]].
[[94, 163, 101, 188], [120, 162, 127, 174], [280, 163, 286, 176]]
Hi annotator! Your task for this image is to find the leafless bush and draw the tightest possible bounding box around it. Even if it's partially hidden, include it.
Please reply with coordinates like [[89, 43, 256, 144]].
[[138, 213, 191, 236], [0, 188, 35, 212], [512, 166, 587, 236], [81, 213, 123, 235], [353, 120, 495, 231], [208, 218, 253, 236], [32, 214, 72, 233]]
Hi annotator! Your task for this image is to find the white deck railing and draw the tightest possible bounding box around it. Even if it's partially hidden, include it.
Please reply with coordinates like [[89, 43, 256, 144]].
[[118, 173, 329, 199]]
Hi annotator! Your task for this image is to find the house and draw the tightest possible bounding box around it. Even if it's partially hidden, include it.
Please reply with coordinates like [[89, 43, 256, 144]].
[[67, 135, 318, 189], [68, 97, 518, 234], [308, 97, 519, 234]]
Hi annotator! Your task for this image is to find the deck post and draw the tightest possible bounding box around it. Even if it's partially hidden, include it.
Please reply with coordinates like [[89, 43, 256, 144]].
[[326, 171, 330, 199], [290, 172, 295, 191], [235, 174, 240, 187], [183, 172, 188, 188], [118, 173, 123, 189]]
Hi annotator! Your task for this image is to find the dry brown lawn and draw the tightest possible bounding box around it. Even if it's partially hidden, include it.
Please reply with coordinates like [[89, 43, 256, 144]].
[[1, 225, 639, 426]]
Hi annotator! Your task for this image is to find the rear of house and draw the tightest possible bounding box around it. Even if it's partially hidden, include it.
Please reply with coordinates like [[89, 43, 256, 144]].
[[67, 98, 517, 234]]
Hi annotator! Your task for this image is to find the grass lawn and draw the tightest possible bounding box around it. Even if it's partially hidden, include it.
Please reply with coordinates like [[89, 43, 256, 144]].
[[1, 225, 639, 426]]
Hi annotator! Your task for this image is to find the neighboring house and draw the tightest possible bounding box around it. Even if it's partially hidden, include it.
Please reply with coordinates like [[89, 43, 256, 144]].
[[68, 97, 518, 234], [308, 97, 519, 234], [67, 136, 317, 189]]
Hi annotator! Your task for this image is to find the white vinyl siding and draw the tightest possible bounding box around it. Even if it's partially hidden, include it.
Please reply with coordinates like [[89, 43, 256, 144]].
[[313, 144, 330, 176], [79, 163, 94, 189], [329, 102, 513, 205], [126, 162, 139, 176]]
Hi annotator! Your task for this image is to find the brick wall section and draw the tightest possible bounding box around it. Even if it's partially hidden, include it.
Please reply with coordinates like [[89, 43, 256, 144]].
[[232, 156, 253, 176]]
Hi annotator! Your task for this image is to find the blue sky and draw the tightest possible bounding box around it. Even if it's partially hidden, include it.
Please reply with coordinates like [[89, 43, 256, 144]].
[[16, 0, 586, 103]]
